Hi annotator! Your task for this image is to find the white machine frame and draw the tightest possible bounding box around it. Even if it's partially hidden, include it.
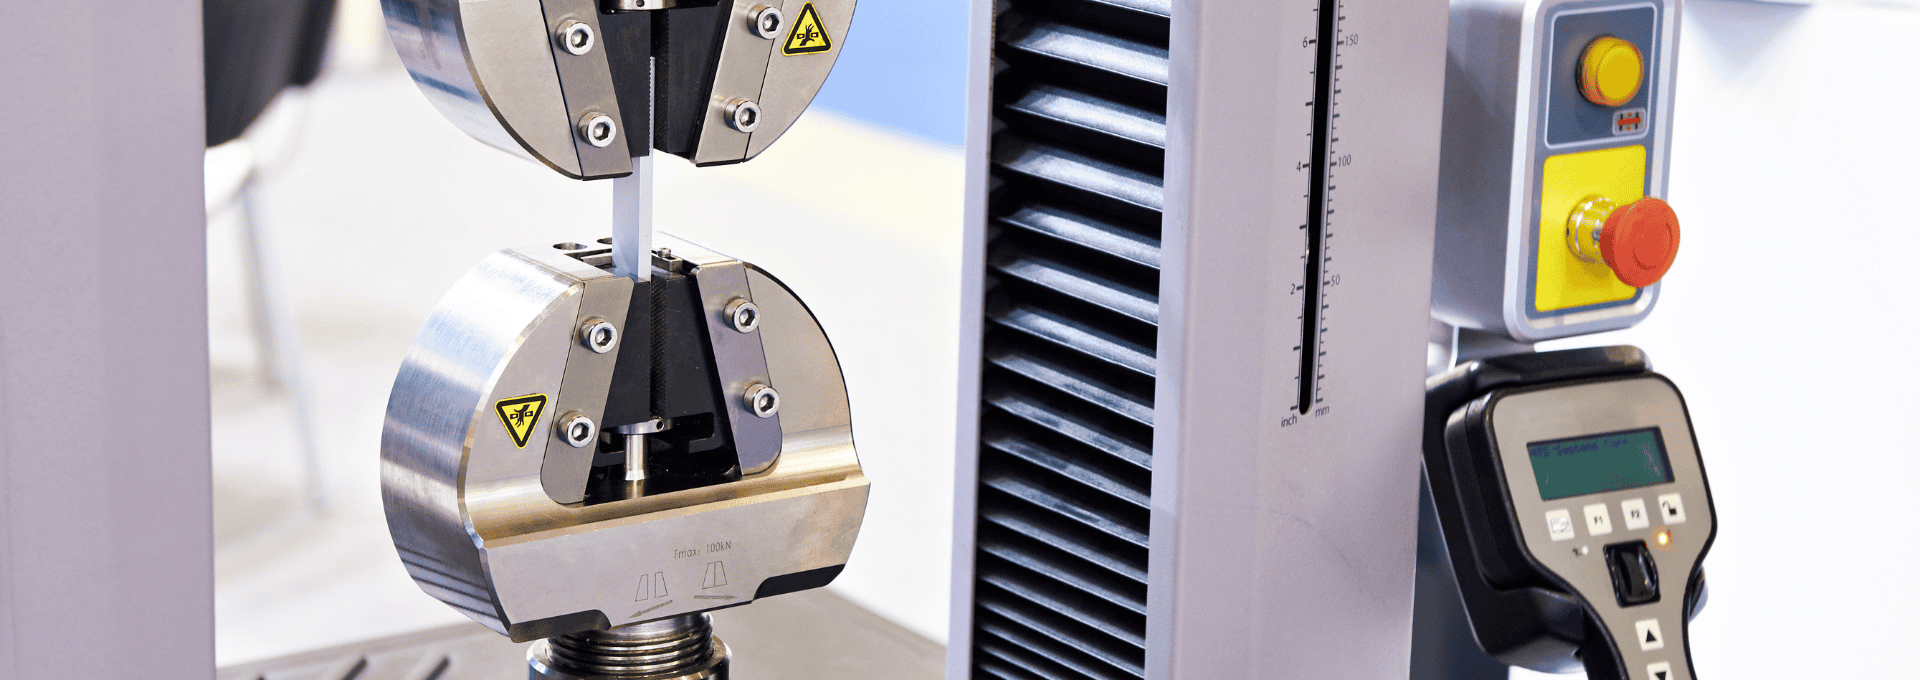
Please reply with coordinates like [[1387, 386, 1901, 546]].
[[0, 0, 216, 677]]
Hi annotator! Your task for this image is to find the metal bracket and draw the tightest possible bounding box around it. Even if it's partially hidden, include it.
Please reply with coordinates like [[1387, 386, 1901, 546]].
[[689, 260, 783, 474]]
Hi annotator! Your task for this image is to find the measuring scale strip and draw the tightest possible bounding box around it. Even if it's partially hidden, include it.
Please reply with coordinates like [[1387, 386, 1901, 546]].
[[1299, 0, 1347, 415]]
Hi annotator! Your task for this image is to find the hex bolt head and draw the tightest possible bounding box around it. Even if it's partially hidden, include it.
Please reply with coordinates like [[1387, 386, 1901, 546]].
[[556, 20, 596, 55], [724, 298, 760, 333], [579, 317, 619, 353], [579, 113, 618, 148], [558, 412, 597, 448], [724, 99, 760, 133], [749, 5, 785, 39], [744, 384, 780, 419]]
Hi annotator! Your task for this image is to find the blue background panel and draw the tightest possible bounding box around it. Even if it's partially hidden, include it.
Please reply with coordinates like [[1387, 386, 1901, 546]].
[[810, 1, 970, 147]]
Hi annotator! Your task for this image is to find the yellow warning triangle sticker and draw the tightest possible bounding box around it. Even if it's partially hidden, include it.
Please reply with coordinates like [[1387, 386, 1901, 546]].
[[782, 3, 832, 56], [494, 394, 549, 449]]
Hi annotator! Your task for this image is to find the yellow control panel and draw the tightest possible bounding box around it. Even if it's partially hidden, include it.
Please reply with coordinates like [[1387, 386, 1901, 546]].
[[1433, 0, 1679, 341], [1535, 145, 1645, 312]]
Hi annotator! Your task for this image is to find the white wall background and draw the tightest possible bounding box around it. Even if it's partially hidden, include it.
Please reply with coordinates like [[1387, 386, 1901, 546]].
[[1521, 1, 1920, 676]]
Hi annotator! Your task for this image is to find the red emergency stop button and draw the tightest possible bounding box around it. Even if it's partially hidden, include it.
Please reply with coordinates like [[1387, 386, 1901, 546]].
[[1599, 197, 1679, 288]]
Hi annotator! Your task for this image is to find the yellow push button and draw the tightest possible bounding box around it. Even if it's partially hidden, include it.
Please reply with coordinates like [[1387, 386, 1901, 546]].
[[1579, 36, 1644, 107]]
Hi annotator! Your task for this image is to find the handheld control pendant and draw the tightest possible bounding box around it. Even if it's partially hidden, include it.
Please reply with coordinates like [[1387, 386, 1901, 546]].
[[1423, 347, 1714, 680]]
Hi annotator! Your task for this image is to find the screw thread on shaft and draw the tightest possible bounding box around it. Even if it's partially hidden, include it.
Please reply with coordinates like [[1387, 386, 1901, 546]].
[[534, 614, 723, 679]]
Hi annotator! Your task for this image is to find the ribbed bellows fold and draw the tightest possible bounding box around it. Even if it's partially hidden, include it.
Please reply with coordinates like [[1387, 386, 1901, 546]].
[[974, 0, 1167, 677]]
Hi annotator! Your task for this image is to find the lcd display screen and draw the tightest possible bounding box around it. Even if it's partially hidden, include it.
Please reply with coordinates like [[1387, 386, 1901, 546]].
[[1527, 427, 1674, 500]]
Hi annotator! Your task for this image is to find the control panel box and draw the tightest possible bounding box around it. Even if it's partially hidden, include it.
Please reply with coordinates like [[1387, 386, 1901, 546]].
[[1434, 0, 1682, 342]]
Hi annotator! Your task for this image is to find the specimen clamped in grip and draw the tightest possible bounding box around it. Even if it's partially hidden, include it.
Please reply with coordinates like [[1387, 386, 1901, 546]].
[[381, 238, 867, 643]]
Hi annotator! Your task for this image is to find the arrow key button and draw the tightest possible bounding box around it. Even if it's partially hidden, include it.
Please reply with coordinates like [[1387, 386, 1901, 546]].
[[1634, 618, 1665, 651], [1646, 661, 1672, 680]]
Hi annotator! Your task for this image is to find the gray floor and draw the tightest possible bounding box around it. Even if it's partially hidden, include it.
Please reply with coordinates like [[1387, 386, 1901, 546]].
[[214, 588, 943, 680]]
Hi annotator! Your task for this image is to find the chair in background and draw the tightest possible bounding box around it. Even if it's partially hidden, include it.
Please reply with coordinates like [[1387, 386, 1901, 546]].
[[204, 0, 339, 513]]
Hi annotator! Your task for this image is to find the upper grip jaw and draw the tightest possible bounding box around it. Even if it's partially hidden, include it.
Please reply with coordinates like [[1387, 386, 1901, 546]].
[[661, 0, 855, 167], [385, 0, 637, 179], [384, 0, 856, 175]]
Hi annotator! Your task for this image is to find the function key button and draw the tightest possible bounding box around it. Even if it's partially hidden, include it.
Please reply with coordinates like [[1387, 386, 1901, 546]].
[[1635, 618, 1665, 651], [1584, 503, 1614, 536], [1657, 493, 1687, 525], [1546, 509, 1576, 541], [1646, 661, 1673, 680], [1621, 498, 1650, 530]]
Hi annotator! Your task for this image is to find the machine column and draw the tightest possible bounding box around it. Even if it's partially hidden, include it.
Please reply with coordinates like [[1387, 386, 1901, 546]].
[[0, 0, 214, 676]]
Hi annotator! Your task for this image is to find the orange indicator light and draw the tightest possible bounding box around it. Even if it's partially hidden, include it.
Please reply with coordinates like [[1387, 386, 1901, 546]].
[[1655, 529, 1671, 546]]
